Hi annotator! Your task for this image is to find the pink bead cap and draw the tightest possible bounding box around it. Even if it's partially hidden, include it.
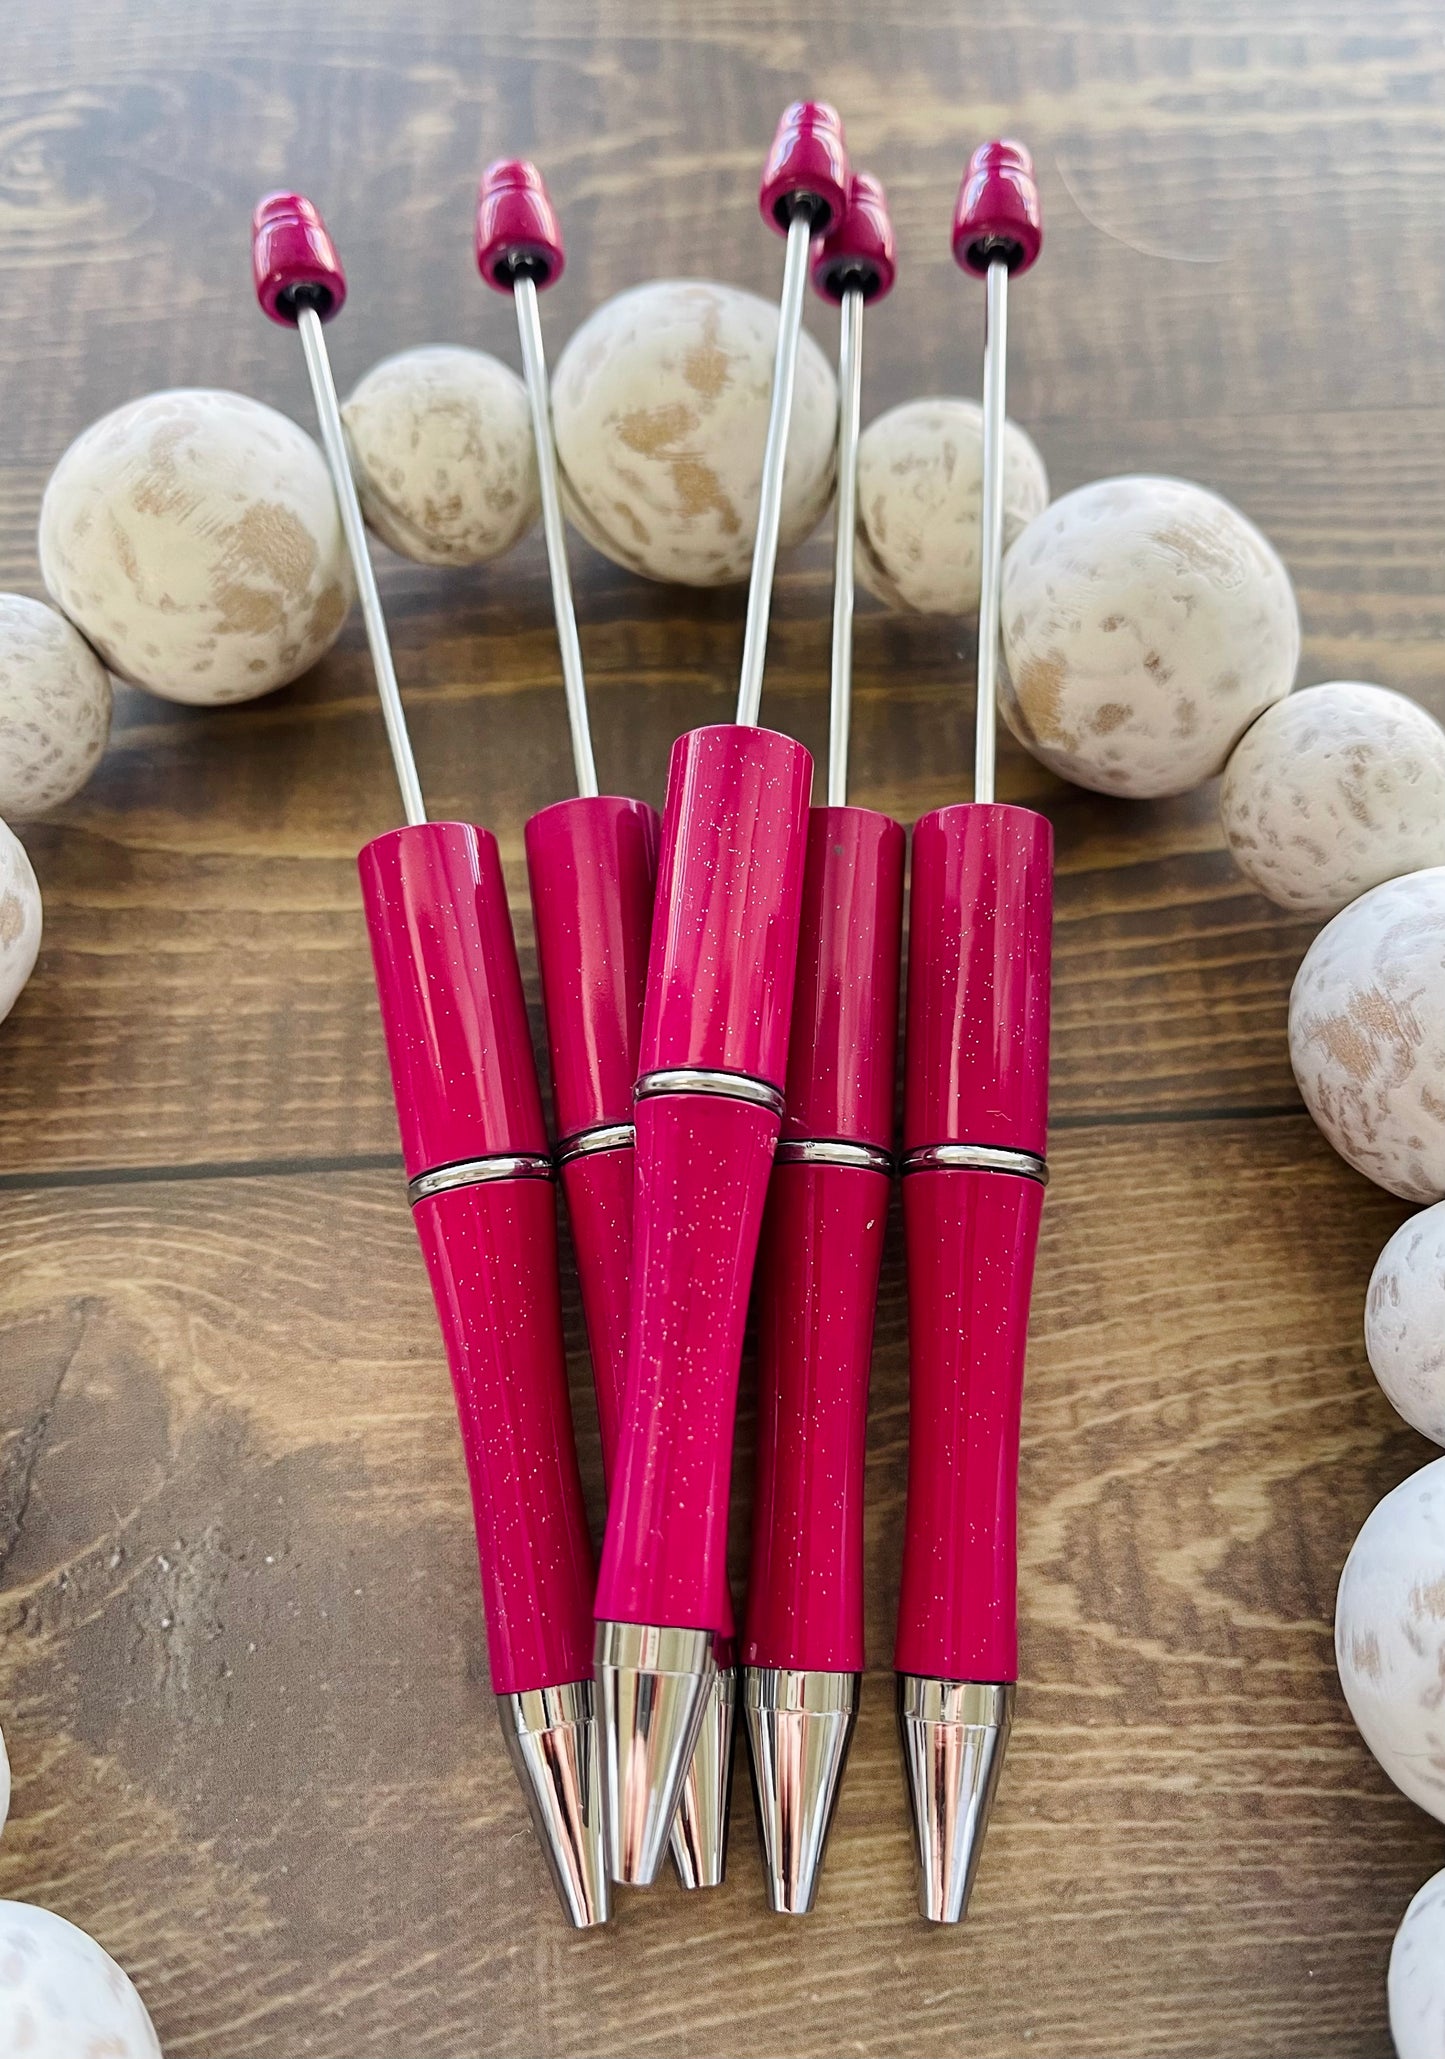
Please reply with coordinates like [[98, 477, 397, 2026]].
[[810, 170, 897, 304], [759, 100, 849, 235], [252, 191, 347, 325], [476, 158, 565, 292], [952, 140, 1043, 278]]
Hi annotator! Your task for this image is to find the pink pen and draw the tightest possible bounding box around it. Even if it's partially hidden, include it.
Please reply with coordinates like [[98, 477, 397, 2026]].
[[743, 172, 903, 1916], [593, 101, 849, 1888], [894, 142, 1050, 1924], [253, 195, 607, 1928], [473, 159, 726, 1891]]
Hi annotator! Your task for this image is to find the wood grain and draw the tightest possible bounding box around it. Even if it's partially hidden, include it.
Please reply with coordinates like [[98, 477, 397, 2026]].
[[0, 1123, 1435, 2058], [0, 0, 1442, 2052]]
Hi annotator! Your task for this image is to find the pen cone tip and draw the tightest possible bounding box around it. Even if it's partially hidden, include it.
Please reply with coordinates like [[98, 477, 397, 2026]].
[[596, 1622, 715, 1886], [897, 1676, 1014, 1924], [744, 1667, 860, 1915], [670, 1661, 738, 1889], [497, 1683, 610, 1928]]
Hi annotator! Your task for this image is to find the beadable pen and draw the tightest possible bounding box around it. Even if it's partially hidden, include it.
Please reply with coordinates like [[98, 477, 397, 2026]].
[[252, 193, 608, 1929], [894, 141, 1051, 1924], [473, 159, 725, 1890], [592, 101, 849, 1888], [743, 170, 904, 1916]]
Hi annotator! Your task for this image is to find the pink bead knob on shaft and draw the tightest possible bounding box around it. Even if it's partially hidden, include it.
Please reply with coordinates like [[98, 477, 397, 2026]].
[[811, 170, 897, 305], [952, 139, 1043, 278], [759, 99, 849, 235], [476, 158, 566, 291], [252, 191, 347, 325]]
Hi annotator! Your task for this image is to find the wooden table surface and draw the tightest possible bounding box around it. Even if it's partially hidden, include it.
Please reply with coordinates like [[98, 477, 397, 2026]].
[[0, 1, 1442, 2053]]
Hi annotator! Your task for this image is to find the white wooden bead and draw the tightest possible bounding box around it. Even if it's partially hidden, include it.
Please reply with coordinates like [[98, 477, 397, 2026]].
[[1289, 867, 1445, 1202], [551, 279, 837, 586], [0, 1902, 161, 2058], [341, 346, 540, 567], [1221, 682, 1445, 917], [854, 397, 1049, 615], [1000, 475, 1300, 797], [0, 821, 41, 1027], [0, 596, 111, 818], [1335, 1456, 1445, 1824], [1366, 1201, 1445, 1444], [39, 389, 352, 705], [1390, 1867, 1445, 2059]]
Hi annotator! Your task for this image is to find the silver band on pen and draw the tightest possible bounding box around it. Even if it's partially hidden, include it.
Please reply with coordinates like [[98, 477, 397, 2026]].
[[555, 1121, 636, 1167], [900, 1141, 1048, 1185], [775, 1137, 893, 1176], [634, 1067, 786, 1120], [407, 1152, 556, 1206]]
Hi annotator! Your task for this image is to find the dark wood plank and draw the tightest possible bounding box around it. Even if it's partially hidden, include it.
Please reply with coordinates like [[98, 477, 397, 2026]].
[[0, 1118, 1434, 2058]]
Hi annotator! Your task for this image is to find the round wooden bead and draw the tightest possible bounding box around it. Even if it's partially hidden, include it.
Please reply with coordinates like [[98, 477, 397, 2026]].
[[1365, 1201, 1445, 1444], [1000, 476, 1300, 797], [39, 390, 353, 705], [1336, 1456, 1445, 1824], [854, 397, 1048, 615], [0, 596, 111, 818], [0, 822, 41, 1027], [0, 1902, 161, 2057], [1221, 682, 1445, 917], [341, 346, 540, 567], [1391, 1867, 1445, 2059], [1289, 867, 1445, 1201], [551, 279, 837, 586]]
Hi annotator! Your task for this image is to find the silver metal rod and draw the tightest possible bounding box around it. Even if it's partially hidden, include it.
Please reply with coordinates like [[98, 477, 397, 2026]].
[[827, 284, 864, 808], [296, 305, 426, 828], [974, 258, 1009, 808], [513, 274, 599, 799], [736, 210, 813, 728]]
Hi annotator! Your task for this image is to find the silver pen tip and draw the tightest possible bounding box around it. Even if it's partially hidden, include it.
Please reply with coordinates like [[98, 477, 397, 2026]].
[[670, 1656, 738, 1889], [744, 1666, 860, 1915], [596, 1620, 715, 1886], [897, 1675, 1014, 1924], [497, 1681, 610, 1928]]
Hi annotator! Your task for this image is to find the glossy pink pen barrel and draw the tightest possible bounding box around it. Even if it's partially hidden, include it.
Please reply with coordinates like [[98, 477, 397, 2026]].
[[594, 722, 812, 1884], [747, 806, 904, 1671], [524, 794, 660, 1465], [359, 820, 596, 1693], [894, 801, 1051, 1923], [743, 807, 903, 1913], [360, 824, 607, 1927], [528, 792, 743, 1893], [896, 801, 1051, 1677]]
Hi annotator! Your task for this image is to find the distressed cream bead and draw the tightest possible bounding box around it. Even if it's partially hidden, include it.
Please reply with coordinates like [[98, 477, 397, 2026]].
[[854, 397, 1048, 615], [39, 389, 352, 705], [0, 821, 41, 1026], [1000, 475, 1299, 797], [1390, 1868, 1445, 2059], [552, 279, 836, 586], [0, 595, 111, 818], [1222, 682, 1445, 916], [1289, 867, 1445, 1202], [0, 1902, 161, 2057], [1335, 1456, 1445, 1825], [1365, 1201, 1445, 1444], [341, 346, 540, 566]]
